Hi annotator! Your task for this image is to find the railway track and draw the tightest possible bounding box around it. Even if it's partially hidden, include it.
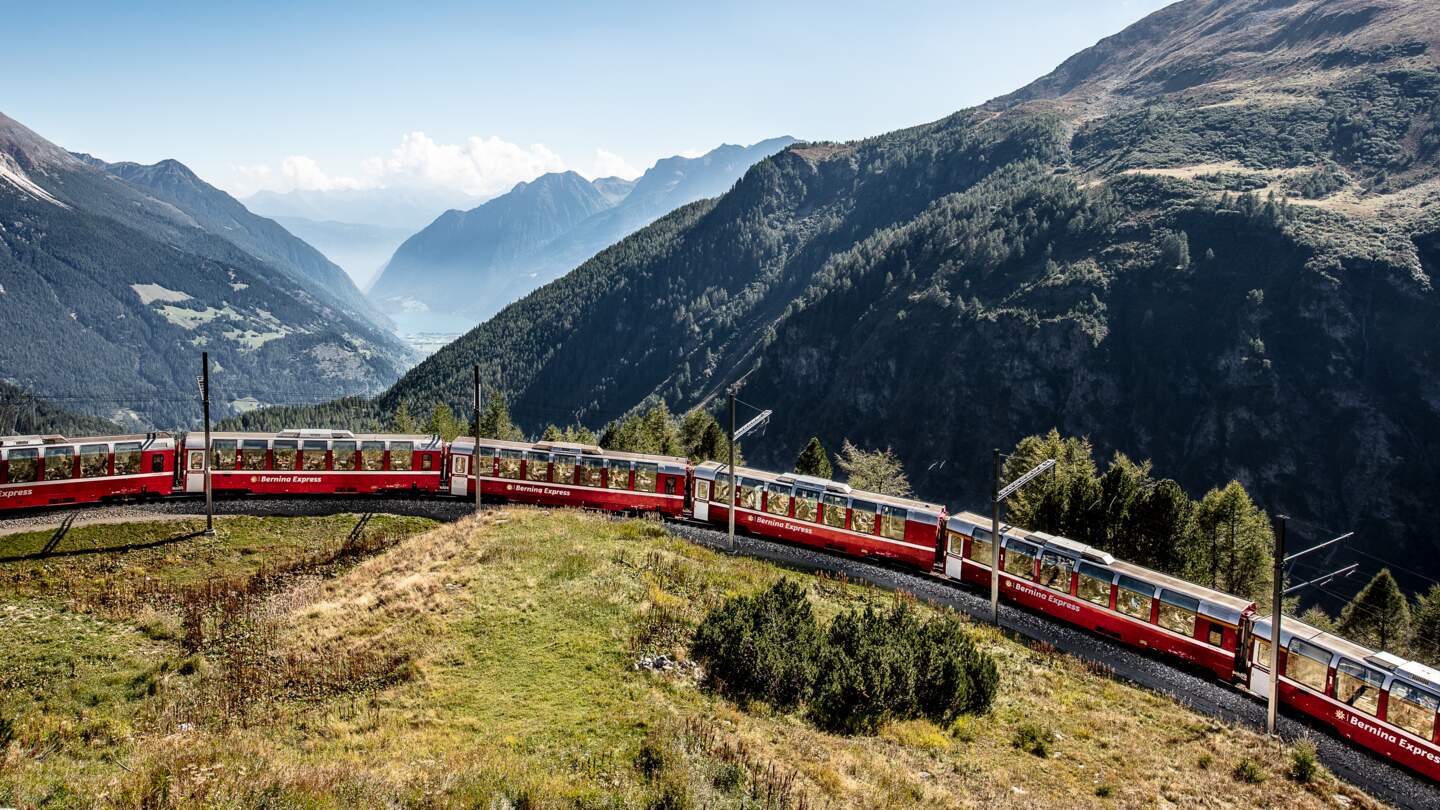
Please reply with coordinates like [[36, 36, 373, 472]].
[[3, 499, 1440, 807]]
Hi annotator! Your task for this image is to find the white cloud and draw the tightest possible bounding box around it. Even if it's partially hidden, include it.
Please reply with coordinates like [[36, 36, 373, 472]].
[[580, 148, 642, 181], [677, 147, 708, 159], [228, 156, 372, 197]]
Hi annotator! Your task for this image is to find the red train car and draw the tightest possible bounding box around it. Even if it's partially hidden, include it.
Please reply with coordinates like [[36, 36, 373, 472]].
[[181, 430, 445, 495], [1246, 617, 1440, 783], [690, 461, 945, 570], [943, 511, 1255, 682], [448, 438, 689, 516], [0, 433, 176, 510]]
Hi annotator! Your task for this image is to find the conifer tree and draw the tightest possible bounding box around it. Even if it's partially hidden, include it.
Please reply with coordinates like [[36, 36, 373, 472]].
[[391, 401, 418, 433], [1408, 584, 1440, 665], [794, 437, 833, 479], [425, 403, 462, 441], [1003, 429, 1100, 541], [478, 392, 524, 441], [1338, 569, 1411, 650], [1186, 481, 1273, 602], [836, 440, 911, 497]]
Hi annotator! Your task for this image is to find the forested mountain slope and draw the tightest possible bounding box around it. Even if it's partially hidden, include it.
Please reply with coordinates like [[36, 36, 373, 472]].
[[264, 0, 1440, 586], [0, 112, 415, 427]]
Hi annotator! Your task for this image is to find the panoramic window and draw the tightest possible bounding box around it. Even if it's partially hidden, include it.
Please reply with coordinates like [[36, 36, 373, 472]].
[[634, 462, 658, 493], [850, 500, 878, 534], [694, 478, 710, 502], [475, 447, 499, 477], [317, 441, 342, 471], [577, 457, 604, 487], [1039, 552, 1074, 593], [524, 452, 549, 481], [1076, 562, 1112, 606], [765, 485, 791, 516], [793, 488, 820, 522], [880, 505, 907, 541], [606, 460, 632, 490], [553, 454, 578, 484], [967, 528, 992, 568], [1003, 540, 1038, 580], [43, 446, 73, 480], [711, 477, 731, 505], [239, 440, 267, 471], [1157, 590, 1199, 637], [79, 444, 108, 478], [361, 441, 386, 471], [1336, 659, 1385, 716], [212, 439, 237, 471], [736, 478, 762, 510], [272, 440, 298, 470], [1285, 639, 1331, 692], [331, 438, 357, 469], [821, 494, 848, 529], [1116, 575, 1154, 620], [389, 441, 414, 471], [1387, 681, 1439, 740], [498, 449, 523, 479], [115, 442, 143, 476], [6, 448, 38, 483]]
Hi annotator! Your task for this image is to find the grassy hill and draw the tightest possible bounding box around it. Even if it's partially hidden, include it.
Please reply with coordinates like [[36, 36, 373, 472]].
[[0, 508, 1377, 807]]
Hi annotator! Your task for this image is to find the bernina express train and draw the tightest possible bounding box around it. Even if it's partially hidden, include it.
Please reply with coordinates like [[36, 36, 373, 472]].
[[2, 428, 1438, 781]]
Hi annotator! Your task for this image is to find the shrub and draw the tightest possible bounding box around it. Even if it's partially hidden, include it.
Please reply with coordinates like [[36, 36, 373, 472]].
[[1095, 784, 1114, 798], [711, 761, 746, 793], [1289, 740, 1319, 784], [690, 579, 821, 709], [1012, 723, 1053, 757], [916, 614, 998, 720], [1196, 752, 1213, 770], [635, 731, 671, 781], [809, 604, 923, 734], [1233, 757, 1267, 784]]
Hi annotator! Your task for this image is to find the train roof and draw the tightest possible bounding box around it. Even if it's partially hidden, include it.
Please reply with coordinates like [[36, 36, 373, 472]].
[[949, 510, 1255, 623], [185, 430, 444, 449], [694, 460, 945, 515], [1252, 616, 1440, 692], [1, 432, 174, 449], [451, 436, 689, 468]]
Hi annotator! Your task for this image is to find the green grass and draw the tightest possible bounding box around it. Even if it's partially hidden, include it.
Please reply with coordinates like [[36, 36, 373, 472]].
[[0, 509, 1381, 808]]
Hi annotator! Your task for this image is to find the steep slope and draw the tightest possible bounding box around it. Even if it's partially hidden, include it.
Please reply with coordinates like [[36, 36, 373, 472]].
[[367, 138, 795, 331], [80, 154, 394, 329], [0, 112, 414, 426], [257, 0, 1440, 587]]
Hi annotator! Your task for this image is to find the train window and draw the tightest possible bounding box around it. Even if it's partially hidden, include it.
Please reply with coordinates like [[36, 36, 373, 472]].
[[577, 457, 604, 487], [552, 455, 577, 485], [967, 528, 992, 568], [475, 447, 498, 477], [389, 442, 414, 472], [212, 440, 238, 470], [421, 454, 434, 472], [7, 448, 38, 483], [331, 438, 357, 469], [187, 450, 205, 473], [821, 494, 848, 529], [498, 449, 523, 479], [1116, 575, 1154, 620], [1076, 562, 1112, 606], [737, 478, 762, 509], [1336, 659, 1385, 716], [1039, 552, 1074, 593], [151, 454, 164, 473], [115, 442, 142, 475], [43, 447, 73, 480], [793, 489, 821, 522], [273, 440, 298, 470], [80, 444, 109, 478], [765, 485, 792, 516], [1253, 638, 1272, 671], [1387, 681, 1439, 740], [634, 463, 658, 493], [524, 452, 550, 482], [712, 477, 731, 504], [1157, 590, 1199, 637], [880, 506, 907, 541], [1003, 540, 1039, 580], [1207, 624, 1225, 647], [302, 441, 328, 472], [240, 440, 268, 471], [694, 478, 710, 502], [1284, 639, 1331, 693], [606, 460, 632, 490], [850, 501, 878, 534], [361, 441, 386, 471]]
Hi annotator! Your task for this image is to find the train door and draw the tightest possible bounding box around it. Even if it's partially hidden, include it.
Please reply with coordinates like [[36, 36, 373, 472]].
[[1247, 635, 1271, 699], [184, 445, 206, 493], [692, 476, 711, 521], [449, 452, 470, 496]]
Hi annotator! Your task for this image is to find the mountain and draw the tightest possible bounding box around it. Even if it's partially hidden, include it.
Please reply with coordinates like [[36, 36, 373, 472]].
[[269, 216, 414, 290], [244, 186, 479, 231], [367, 138, 797, 331], [340, 0, 1440, 591], [0, 111, 416, 426], [77, 154, 392, 328]]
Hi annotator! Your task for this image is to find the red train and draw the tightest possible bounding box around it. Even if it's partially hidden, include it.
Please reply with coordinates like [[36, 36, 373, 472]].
[[2, 428, 1438, 782]]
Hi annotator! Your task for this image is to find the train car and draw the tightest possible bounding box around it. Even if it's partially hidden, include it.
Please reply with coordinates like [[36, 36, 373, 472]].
[[0, 433, 176, 510], [181, 429, 445, 495], [690, 461, 945, 571], [943, 511, 1255, 681], [1246, 616, 1440, 782], [447, 438, 689, 516]]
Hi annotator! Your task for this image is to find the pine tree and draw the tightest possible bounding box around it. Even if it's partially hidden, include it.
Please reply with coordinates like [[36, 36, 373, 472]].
[[391, 401, 418, 433], [794, 437, 833, 479], [425, 403, 461, 441], [836, 440, 911, 497], [1409, 584, 1440, 666], [478, 392, 524, 441], [1339, 569, 1411, 651], [541, 424, 564, 441], [1186, 481, 1273, 602], [1003, 429, 1100, 542]]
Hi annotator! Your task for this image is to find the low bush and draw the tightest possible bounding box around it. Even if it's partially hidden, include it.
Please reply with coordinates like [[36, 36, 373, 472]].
[[1289, 740, 1318, 783], [1233, 757, 1267, 784], [690, 579, 821, 710], [1012, 723, 1054, 757]]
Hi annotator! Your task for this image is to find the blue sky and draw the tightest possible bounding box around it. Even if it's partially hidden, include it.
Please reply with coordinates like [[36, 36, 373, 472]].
[[3, 0, 1172, 198]]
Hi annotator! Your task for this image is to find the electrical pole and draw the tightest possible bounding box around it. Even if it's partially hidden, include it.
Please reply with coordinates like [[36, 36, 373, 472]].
[[1267, 514, 1286, 736], [474, 364, 482, 513], [728, 386, 737, 552], [201, 351, 214, 537], [991, 448, 1002, 625]]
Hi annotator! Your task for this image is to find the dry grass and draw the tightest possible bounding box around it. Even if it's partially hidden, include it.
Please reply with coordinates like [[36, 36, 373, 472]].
[[0, 508, 1383, 808]]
